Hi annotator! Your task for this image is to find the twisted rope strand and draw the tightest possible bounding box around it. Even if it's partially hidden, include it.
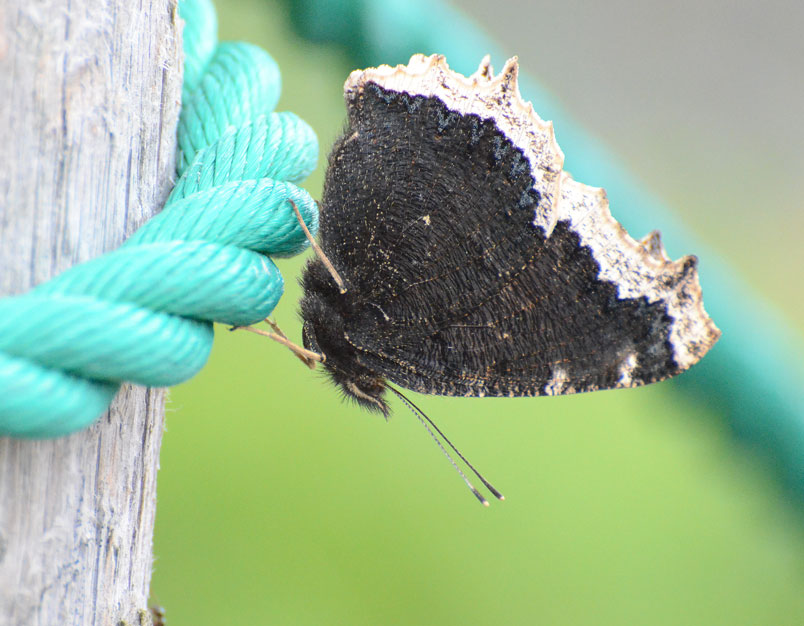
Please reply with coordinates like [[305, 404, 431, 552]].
[[0, 0, 318, 437]]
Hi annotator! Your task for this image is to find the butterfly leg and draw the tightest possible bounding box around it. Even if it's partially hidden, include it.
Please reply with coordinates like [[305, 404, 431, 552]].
[[288, 199, 347, 294], [232, 320, 323, 369]]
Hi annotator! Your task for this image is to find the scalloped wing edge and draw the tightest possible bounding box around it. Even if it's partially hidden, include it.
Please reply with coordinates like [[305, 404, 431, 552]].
[[345, 54, 720, 374]]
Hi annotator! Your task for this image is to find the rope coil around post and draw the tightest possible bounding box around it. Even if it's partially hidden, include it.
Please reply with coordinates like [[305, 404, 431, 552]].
[[0, 0, 319, 437]]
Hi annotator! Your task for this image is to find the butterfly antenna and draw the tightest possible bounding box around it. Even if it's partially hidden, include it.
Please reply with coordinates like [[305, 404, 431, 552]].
[[395, 390, 489, 506], [288, 199, 347, 294], [388, 386, 504, 504]]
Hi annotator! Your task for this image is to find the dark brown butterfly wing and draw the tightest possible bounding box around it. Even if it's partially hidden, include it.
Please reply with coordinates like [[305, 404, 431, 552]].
[[305, 55, 719, 399]]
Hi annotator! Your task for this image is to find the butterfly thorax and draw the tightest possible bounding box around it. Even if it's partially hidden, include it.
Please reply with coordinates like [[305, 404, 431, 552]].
[[300, 258, 390, 416]]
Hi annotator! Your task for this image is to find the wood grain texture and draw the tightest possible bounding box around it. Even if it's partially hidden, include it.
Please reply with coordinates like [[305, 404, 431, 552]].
[[0, 1, 182, 624]]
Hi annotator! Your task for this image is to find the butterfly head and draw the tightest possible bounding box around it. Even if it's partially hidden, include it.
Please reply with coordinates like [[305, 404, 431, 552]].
[[301, 259, 390, 417]]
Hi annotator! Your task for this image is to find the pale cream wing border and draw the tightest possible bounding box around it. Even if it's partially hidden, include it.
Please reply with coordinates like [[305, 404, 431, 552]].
[[344, 54, 720, 372]]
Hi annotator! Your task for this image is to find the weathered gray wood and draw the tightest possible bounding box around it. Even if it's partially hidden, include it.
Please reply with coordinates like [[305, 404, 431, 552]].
[[0, 1, 182, 624]]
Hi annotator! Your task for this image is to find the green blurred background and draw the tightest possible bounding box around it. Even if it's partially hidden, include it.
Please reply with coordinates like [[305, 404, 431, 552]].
[[150, 1, 804, 623]]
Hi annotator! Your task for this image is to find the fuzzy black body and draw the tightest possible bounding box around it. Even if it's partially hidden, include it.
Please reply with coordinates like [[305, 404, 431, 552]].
[[299, 73, 693, 415]]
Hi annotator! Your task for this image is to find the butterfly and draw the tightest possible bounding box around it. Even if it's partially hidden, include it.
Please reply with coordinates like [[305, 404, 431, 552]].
[[284, 54, 719, 503]]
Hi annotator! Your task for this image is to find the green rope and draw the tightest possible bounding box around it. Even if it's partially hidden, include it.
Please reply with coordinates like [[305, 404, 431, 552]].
[[0, 0, 318, 437], [285, 0, 804, 497]]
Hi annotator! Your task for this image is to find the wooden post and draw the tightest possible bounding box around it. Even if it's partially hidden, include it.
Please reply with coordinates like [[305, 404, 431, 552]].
[[0, 1, 182, 623]]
